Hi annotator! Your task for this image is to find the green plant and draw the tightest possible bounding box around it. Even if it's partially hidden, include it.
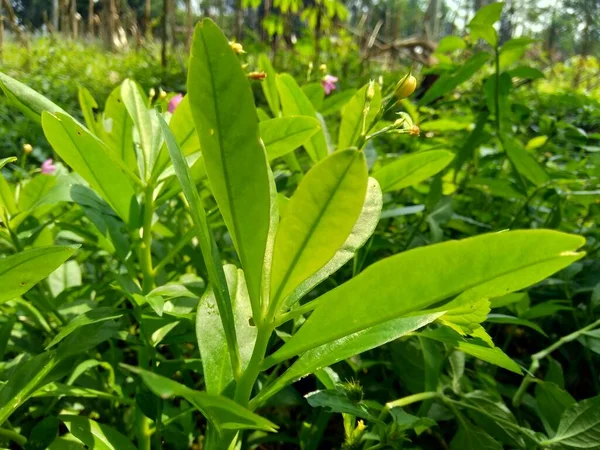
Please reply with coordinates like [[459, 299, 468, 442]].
[[0, 14, 598, 450]]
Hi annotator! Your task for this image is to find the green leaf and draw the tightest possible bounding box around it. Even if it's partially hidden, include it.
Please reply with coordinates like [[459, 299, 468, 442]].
[[128, 367, 278, 433], [337, 82, 381, 150], [55, 320, 121, 361], [42, 111, 140, 224], [197, 265, 257, 395], [0, 156, 16, 171], [420, 326, 521, 373], [470, 23, 498, 47], [59, 415, 136, 450], [509, 66, 545, 80], [0, 245, 78, 304], [270, 149, 368, 311], [486, 313, 547, 336], [302, 82, 325, 110], [470, 2, 503, 27], [25, 416, 59, 450], [188, 19, 272, 317], [544, 395, 600, 449], [450, 422, 502, 450], [0, 72, 66, 123], [419, 52, 490, 105], [48, 260, 82, 297], [522, 300, 573, 320], [501, 135, 549, 187], [17, 174, 56, 212], [96, 84, 137, 171], [321, 89, 356, 117], [277, 73, 328, 162], [535, 381, 576, 433], [0, 171, 18, 217], [0, 352, 57, 426], [160, 112, 241, 378], [260, 116, 320, 160], [437, 36, 466, 53], [254, 313, 442, 406], [490, 292, 528, 308], [526, 136, 548, 151], [78, 86, 99, 135], [500, 38, 536, 68], [266, 230, 584, 364], [121, 79, 162, 180], [45, 307, 124, 350], [48, 436, 85, 450], [468, 177, 525, 200], [372, 150, 454, 192], [258, 54, 280, 117], [305, 389, 378, 421], [281, 177, 382, 311]]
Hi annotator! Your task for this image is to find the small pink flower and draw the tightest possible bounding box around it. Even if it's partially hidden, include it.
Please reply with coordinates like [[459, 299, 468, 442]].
[[321, 74, 339, 95], [41, 159, 56, 175], [168, 93, 183, 113]]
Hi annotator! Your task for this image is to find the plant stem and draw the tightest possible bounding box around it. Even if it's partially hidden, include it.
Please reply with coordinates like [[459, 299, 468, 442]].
[[141, 184, 155, 294], [234, 323, 273, 406], [379, 391, 439, 421], [0, 427, 27, 447], [512, 318, 600, 407], [494, 46, 501, 134], [272, 300, 319, 328]]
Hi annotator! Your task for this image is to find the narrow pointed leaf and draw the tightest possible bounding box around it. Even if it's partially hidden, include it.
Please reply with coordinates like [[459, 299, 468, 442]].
[[188, 19, 272, 317], [267, 230, 584, 363], [270, 149, 368, 310], [502, 136, 549, 187], [59, 416, 136, 450], [545, 395, 600, 448], [258, 54, 280, 117], [78, 86, 99, 135], [373, 150, 455, 192]]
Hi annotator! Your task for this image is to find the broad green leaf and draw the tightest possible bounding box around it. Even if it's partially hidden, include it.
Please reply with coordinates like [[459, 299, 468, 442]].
[[197, 265, 257, 395], [470, 23, 498, 47], [420, 119, 473, 131], [490, 292, 528, 308], [0, 171, 17, 218], [305, 389, 378, 421], [419, 52, 490, 105], [499, 38, 536, 68], [0, 317, 15, 360], [435, 297, 490, 336], [188, 19, 272, 317], [17, 174, 56, 212], [450, 422, 502, 450], [486, 313, 547, 336], [160, 113, 241, 376], [129, 367, 278, 433], [468, 177, 525, 199], [258, 54, 280, 117], [33, 383, 125, 403], [302, 82, 324, 110], [337, 82, 381, 150], [267, 230, 584, 364], [535, 381, 576, 433], [45, 307, 124, 349], [372, 150, 454, 192], [121, 79, 162, 180], [526, 135, 548, 151], [0, 71, 66, 123], [48, 260, 82, 297], [277, 73, 328, 161], [25, 416, 60, 450], [509, 66, 545, 80], [55, 320, 121, 361], [437, 36, 466, 53], [97, 84, 137, 171], [48, 436, 86, 450], [42, 111, 140, 223], [544, 395, 600, 448], [0, 245, 78, 304], [281, 177, 382, 311], [260, 116, 321, 160], [60, 415, 136, 450], [270, 150, 368, 310], [470, 2, 503, 27], [0, 351, 57, 426], [78, 86, 99, 135], [502, 136, 549, 187], [253, 313, 442, 407]]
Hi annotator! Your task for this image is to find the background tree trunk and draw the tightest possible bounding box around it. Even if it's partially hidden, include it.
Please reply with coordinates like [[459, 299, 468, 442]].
[[52, 0, 59, 31], [0, 2, 3, 64], [88, 0, 94, 35], [161, 0, 168, 67], [144, 0, 151, 38], [186, 0, 193, 51]]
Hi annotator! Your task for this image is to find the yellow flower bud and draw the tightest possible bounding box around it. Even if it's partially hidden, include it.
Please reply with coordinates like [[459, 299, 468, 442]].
[[248, 71, 267, 81], [23, 143, 33, 154], [229, 41, 245, 54], [149, 88, 156, 98], [357, 420, 366, 431], [319, 64, 327, 72], [366, 80, 375, 101], [395, 74, 417, 100], [409, 125, 420, 136], [159, 89, 167, 100]]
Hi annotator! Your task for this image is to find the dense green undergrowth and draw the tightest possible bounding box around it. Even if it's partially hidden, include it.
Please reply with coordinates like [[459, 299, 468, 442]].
[[0, 3, 598, 449]]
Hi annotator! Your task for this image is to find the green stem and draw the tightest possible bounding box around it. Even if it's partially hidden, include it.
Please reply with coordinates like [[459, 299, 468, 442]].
[[234, 323, 272, 407], [141, 184, 155, 294], [512, 318, 600, 407], [0, 427, 27, 447], [494, 46, 501, 134], [379, 391, 439, 421], [272, 300, 319, 328]]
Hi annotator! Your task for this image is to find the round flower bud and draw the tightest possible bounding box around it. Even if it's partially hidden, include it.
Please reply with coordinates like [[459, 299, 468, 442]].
[[395, 74, 417, 100], [229, 42, 245, 54], [23, 143, 33, 154]]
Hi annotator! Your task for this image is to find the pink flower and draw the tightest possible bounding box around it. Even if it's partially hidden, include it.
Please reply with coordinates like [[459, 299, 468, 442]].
[[168, 93, 183, 113], [41, 159, 56, 175], [321, 75, 339, 95]]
